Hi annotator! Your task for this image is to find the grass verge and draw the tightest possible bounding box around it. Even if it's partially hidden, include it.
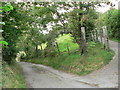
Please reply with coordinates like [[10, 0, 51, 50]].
[[23, 43, 114, 76], [2, 61, 26, 88]]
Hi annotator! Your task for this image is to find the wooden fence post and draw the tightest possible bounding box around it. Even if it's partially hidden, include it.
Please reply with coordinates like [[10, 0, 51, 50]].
[[81, 27, 86, 55], [97, 30, 101, 43], [102, 26, 109, 50], [100, 30, 103, 44], [95, 29, 99, 42], [91, 31, 94, 42], [93, 30, 96, 42], [94, 31, 96, 41], [93, 29, 98, 42], [81, 27, 86, 42]]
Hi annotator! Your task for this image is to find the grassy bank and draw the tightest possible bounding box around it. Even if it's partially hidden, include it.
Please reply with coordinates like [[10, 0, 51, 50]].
[[23, 34, 114, 76], [2, 61, 26, 88]]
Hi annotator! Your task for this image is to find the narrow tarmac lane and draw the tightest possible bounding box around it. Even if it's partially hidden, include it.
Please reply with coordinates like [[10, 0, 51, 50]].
[[20, 40, 119, 88], [20, 62, 98, 88]]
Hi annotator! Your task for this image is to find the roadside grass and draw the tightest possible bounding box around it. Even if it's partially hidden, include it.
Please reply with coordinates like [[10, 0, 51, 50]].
[[23, 34, 114, 76], [2, 61, 26, 88], [110, 38, 120, 43]]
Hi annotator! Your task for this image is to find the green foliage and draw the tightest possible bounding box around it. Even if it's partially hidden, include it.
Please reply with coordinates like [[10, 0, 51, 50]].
[[33, 4, 56, 27], [107, 9, 120, 40], [0, 3, 13, 47], [0, 40, 8, 45], [66, 2, 98, 50], [110, 38, 120, 43], [96, 9, 120, 41], [42, 34, 79, 57], [44, 46, 57, 57], [56, 34, 79, 52], [2, 4, 13, 12], [87, 41, 97, 48], [2, 3, 32, 64], [16, 29, 46, 59]]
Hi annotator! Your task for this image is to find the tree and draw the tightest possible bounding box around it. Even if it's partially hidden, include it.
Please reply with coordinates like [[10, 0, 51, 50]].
[[65, 2, 98, 55], [105, 9, 119, 40], [2, 2, 32, 64], [32, 2, 98, 55], [95, 3, 119, 41]]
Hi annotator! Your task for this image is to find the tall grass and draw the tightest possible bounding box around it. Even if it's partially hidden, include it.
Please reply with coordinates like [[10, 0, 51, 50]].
[[2, 61, 26, 88]]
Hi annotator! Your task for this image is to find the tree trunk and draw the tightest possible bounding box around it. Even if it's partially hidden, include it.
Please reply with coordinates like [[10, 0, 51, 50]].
[[40, 44, 43, 51], [80, 38, 86, 55], [35, 45, 38, 57]]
